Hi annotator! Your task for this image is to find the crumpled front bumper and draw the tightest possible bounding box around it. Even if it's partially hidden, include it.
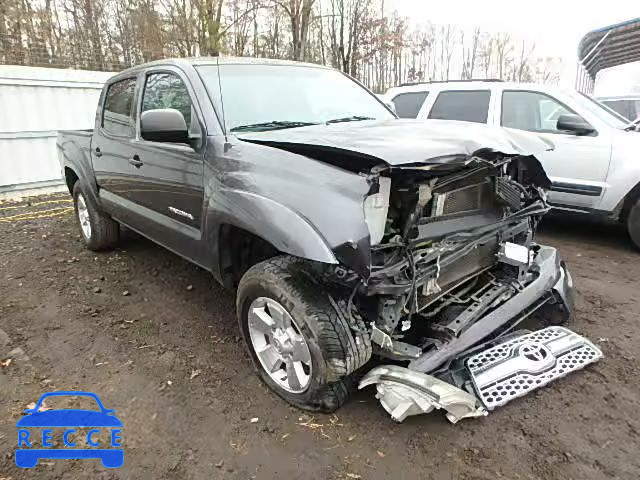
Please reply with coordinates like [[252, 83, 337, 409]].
[[408, 245, 574, 373], [358, 246, 597, 423]]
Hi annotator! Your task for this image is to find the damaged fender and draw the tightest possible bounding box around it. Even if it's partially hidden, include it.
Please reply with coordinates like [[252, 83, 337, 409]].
[[358, 365, 487, 423]]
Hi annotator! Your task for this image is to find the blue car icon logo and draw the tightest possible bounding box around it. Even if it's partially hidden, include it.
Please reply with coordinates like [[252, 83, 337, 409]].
[[15, 391, 123, 468]]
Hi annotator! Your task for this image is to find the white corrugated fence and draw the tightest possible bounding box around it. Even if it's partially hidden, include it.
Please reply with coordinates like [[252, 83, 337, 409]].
[[0, 65, 113, 195]]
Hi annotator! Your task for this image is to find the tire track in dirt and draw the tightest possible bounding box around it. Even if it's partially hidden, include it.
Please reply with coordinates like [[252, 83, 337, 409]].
[[0, 195, 73, 223]]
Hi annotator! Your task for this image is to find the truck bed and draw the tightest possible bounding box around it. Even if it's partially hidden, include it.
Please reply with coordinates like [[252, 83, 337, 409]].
[[57, 130, 95, 185], [58, 129, 93, 138]]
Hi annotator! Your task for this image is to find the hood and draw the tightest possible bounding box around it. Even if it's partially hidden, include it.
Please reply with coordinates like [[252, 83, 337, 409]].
[[237, 119, 555, 168]]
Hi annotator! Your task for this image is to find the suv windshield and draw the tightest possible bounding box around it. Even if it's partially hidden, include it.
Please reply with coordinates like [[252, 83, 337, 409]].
[[571, 92, 630, 129], [196, 64, 394, 132]]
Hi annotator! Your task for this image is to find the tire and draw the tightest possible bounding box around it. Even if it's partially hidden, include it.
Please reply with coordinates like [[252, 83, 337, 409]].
[[72, 182, 119, 251], [236, 255, 372, 412], [627, 198, 640, 251]]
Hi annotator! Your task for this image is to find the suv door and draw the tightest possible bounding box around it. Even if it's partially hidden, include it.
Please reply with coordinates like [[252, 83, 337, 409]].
[[93, 77, 138, 205], [500, 90, 610, 209], [126, 68, 206, 264]]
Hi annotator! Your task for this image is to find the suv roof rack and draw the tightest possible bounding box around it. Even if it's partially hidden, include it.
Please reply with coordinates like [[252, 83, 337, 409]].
[[398, 79, 504, 87]]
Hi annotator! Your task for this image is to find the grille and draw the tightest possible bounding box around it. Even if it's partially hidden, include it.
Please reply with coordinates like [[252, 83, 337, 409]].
[[467, 326, 603, 410]]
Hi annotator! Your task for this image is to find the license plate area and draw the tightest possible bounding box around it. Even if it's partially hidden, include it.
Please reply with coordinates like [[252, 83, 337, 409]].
[[466, 326, 602, 410]]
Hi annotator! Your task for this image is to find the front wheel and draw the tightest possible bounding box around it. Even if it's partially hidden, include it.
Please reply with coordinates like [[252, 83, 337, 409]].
[[627, 197, 640, 251], [236, 255, 371, 412]]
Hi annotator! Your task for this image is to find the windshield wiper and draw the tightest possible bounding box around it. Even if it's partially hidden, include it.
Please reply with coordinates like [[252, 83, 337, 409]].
[[230, 120, 319, 132], [326, 115, 375, 124]]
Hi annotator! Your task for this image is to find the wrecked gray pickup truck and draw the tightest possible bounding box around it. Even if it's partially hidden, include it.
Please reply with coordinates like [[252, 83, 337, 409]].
[[57, 57, 601, 422]]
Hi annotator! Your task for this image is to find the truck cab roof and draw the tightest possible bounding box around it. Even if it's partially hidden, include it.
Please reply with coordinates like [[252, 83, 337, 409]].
[[111, 56, 332, 80]]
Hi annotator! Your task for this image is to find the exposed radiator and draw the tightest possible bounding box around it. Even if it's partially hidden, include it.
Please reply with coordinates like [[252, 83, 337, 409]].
[[431, 180, 496, 218]]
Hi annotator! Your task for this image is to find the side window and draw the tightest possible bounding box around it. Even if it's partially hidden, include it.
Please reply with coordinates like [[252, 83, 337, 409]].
[[392, 91, 429, 118], [602, 100, 630, 119], [141, 72, 196, 133], [102, 78, 136, 137], [501, 90, 581, 133], [602, 99, 640, 121], [428, 90, 490, 123], [633, 100, 640, 121]]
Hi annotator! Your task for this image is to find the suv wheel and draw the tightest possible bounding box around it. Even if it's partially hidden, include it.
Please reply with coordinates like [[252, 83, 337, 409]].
[[72, 182, 119, 251], [236, 255, 371, 412], [627, 197, 640, 250]]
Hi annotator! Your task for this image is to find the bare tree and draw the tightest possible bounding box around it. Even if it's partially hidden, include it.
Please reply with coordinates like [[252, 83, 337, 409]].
[[193, 0, 225, 56], [0, 0, 562, 90], [274, 0, 315, 60], [438, 24, 453, 80], [514, 39, 535, 81], [325, 0, 370, 75], [461, 27, 480, 79], [494, 32, 512, 80]]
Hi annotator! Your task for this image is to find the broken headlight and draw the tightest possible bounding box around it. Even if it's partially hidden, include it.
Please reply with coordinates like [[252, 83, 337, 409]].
[[363, 177, 391, 245]]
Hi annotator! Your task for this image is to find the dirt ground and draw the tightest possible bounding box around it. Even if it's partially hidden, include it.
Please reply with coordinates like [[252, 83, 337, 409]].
[[1, 194, 639, 480]]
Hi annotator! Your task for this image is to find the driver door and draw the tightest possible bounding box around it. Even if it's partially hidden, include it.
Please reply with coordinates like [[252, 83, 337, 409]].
[[125, 68, 206, 264], [500, 90, 611, 209]]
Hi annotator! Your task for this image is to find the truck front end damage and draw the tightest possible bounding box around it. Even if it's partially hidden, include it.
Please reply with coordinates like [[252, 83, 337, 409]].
[[239, 122, 601, 421], [328, 148, 600, 422]]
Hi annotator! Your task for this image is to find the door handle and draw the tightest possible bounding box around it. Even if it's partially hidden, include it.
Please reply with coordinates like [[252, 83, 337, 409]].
[[94, 147, 102, 157], [129, 154, 143, 168]]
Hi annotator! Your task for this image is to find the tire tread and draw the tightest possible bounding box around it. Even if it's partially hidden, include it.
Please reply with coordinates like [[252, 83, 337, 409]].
[[237, 255, 372, 412], [72, 182, 119, 251]]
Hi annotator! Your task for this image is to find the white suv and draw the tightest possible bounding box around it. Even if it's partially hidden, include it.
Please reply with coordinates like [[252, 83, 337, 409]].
[[384, 80, 640, 248]]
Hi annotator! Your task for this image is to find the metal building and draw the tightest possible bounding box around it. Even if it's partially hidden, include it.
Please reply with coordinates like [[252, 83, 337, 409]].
[[576, 17, 640, 93], [0, 66, 113, 197]]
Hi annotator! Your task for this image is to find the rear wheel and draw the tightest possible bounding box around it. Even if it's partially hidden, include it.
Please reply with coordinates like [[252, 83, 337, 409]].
[[627, 198, 640, 250], [236, 255, 371, 412], [72, 182, 119, 251]]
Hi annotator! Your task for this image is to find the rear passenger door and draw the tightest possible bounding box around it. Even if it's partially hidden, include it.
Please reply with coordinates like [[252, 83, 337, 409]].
[[427, 90, 491, 124], [93, 77, 138, 203]]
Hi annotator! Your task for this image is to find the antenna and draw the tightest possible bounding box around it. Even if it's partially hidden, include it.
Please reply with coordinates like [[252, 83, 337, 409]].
[[216, 54, 230, 149]]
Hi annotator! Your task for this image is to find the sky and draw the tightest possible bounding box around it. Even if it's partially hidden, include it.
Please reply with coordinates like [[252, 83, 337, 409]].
[[392, 0, 639, 86]]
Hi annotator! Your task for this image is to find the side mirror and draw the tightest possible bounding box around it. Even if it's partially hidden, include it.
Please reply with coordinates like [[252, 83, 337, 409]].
[[140, 108, 189, 143], [556, 114, 595, 135]]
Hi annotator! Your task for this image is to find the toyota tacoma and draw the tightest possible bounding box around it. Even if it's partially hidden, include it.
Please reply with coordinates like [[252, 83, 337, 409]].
[[57, 57, 601, 422]]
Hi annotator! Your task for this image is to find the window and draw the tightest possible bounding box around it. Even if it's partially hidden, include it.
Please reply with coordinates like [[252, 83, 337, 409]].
[[428, 90, 490, 123], [392, 91, 429, 118], [102, 78, 136, 137], [141, 72, 197, 134], [196, 64, 394, 132], [574, 92, 627, 128], [602, 99, 640, 122], [501, 90, 585, 133]]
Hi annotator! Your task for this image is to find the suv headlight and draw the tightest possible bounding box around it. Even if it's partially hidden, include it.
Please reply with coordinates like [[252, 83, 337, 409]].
[[363, 177, 391, 245]]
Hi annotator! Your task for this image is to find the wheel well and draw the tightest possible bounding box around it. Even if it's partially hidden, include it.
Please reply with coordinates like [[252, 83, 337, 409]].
[[620, 182, 640, 223], [64, 167, 79, 193], [219, 224, 281, 288]]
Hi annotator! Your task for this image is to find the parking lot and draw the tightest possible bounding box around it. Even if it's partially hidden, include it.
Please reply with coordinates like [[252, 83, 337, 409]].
[[1, 194, 639, 480]]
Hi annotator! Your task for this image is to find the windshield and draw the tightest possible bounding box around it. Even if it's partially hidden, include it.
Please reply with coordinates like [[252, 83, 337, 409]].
[[196, 64, 394, 132], [572, 92, 630, 129]]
